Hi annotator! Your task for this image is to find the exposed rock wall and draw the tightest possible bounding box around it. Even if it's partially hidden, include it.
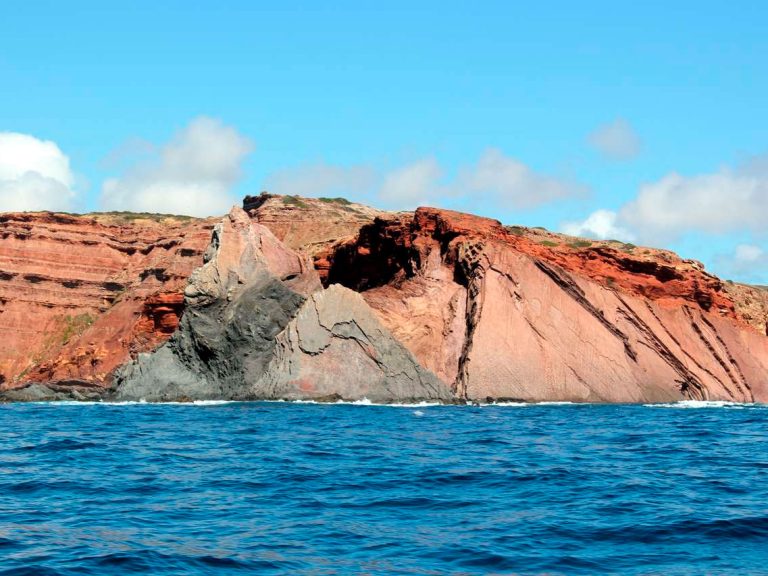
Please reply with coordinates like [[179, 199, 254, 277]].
[[3, 196, 766, 404], [320, 208, 768, 403], [0, 212, 213, 389], [112, 208, 448, 403]]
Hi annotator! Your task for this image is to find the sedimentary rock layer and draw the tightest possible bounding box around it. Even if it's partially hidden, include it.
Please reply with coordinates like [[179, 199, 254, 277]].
[[0, 212, 213, 389], [319, 208, 768, 403], [2, 196, 766, 404]]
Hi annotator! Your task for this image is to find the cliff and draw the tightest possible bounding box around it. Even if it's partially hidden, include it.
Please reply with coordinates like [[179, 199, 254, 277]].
[[2, 196, 766, 403], [319, 208, 768, 402], [0, 212, 214, 395], [111, 207, 448, 403]]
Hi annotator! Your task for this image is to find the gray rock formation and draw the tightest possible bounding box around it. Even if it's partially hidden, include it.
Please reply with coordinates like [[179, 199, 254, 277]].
[[256, 285, 451, 402], [112, 207, 449, 403]]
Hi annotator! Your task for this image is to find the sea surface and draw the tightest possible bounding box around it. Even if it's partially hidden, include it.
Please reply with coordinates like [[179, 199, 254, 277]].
[[1, 401, 767, 575]]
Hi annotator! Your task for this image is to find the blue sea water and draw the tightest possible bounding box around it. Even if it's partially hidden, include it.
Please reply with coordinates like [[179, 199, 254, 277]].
[[1, 401, 767, 575]]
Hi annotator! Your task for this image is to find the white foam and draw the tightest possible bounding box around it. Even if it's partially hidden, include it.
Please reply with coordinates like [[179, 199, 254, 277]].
[[489, 401, 529, 407], [644, 400, 758, 409], [413, 410, 425, 416], [27, 399, 238, 406], [269, 398, 443, 408]]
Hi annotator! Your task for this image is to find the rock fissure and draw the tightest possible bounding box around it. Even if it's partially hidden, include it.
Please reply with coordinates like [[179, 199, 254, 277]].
[[534, 260, 638, 362]]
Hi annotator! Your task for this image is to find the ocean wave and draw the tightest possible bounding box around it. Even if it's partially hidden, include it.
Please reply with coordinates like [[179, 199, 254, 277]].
[[644, 400, 763, 409], [267, 398, 444, 408]]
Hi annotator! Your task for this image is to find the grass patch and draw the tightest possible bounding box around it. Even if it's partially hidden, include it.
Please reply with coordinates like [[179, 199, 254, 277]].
[[282, 196, 310, 209], [318, 197, 352, 205], [506, 226, 526, 236], [567, 240, 593, 249], [539, 240, 559, 247], [60, 314, 96, 345], [89, 211, 196, 222]]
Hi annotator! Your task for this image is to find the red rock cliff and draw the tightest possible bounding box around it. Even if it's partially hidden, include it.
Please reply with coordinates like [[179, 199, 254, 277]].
[[0, 212, 213, 390], [316, 207, 768, 403], [3, 198, 767, 404]]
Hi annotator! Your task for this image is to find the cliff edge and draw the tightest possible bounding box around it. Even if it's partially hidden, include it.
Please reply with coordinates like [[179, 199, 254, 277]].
[[2, 195, 766, 403]]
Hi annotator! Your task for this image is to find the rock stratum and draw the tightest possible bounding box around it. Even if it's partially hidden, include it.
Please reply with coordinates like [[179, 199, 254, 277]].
[[1, 193, 766, 403]]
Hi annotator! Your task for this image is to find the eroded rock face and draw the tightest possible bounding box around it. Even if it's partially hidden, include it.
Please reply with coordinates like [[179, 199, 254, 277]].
[[0, 212, 214, 391], [319, 207, 768, 403], [112, 208, 447, 403], [244, 192, 390, 260], [257, 285, 451, 402], [3, 196, 767, 404]]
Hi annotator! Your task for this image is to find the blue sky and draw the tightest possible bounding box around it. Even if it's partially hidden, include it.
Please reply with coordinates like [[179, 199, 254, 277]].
[[1, 1, 767, 282]]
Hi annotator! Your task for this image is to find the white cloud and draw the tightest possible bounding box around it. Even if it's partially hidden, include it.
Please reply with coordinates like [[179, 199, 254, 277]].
[[379, 158, 443, 208], [263, 148, 587, 212], [620, 164, 768, 240], [264, 163, 375, 199], [561, 209, 635, 241], [735, 244, 764, 262], [0, 132, 76, 212], [563, 154, 768, 245], [588, 118, 641, 160], [457, 148, 587, 209], [715, 243, 768, 284], [101, 117, 253, 216]]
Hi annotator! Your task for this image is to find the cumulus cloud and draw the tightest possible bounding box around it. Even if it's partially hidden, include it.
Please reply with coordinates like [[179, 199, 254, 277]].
[[379, 158, 444, 208], [734, 244, 764, 262], [620, 163, 768, 240], [457, 148, 587, 209], [101, 117, 253, 216], [0, 132, 76, 212], [263, 149, 587, 212], [264, 163, 375, 199], [588, 118, 641, 161], [563, 154, 768, 244], [561, 209, 634, 241], [715, 244, 768, 284]]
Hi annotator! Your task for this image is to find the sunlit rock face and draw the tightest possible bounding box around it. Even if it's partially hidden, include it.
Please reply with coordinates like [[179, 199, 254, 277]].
[[0, 212, 214, 392], [112, 207, 448, 403], [3, 195, 767, 403], [317, 206, 768, 403]]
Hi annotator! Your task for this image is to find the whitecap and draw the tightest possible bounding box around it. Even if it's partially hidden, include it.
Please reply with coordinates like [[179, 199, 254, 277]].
[[644, 400, 759, 409]]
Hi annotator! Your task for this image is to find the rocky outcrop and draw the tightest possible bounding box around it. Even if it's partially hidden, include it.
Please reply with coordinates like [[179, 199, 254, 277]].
[[319, 208, 768, 403], [0, 212, 213, 391], [725, 282, 768, 337], [257, 285, 450, 402], [244, 192, 390, 260], [112, 207, 448, 403], [3, 195, 767, 404]]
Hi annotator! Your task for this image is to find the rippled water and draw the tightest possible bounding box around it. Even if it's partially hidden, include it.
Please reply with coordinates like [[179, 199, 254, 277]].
[[1, 401, 767, 575]]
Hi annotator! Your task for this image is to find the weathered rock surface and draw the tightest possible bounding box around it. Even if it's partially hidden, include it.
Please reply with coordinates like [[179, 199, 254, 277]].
[[320, 207, 768, 403], [257, 285, 450, 402], [0, 212, 213, 392], [3, 195, 767, 404], [244, 192, 390, 259], [112, 207, 447, 403]]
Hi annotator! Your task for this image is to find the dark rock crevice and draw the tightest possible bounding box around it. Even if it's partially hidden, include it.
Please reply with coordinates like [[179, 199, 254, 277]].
[[535, 260, 638, 362]]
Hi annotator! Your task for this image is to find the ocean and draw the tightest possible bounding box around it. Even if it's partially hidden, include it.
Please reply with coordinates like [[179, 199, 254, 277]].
[[1, 401, 767, 575]]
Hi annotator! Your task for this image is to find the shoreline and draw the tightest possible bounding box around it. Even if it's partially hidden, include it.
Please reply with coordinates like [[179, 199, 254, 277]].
[[1, 398, 764, 409]]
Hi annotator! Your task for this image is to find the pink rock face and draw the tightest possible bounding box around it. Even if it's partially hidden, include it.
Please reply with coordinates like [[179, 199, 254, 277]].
[[319, 207, 768, 403], [3, 197, 767, 403], [0, 212, 214, 389]]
